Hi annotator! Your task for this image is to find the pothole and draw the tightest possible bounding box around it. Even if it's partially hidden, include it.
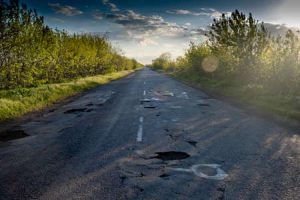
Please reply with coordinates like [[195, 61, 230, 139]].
[[198, 103, 210, 107], [137, 186, 144, 193], [186, 140, 197, 147], [120, 175, 127, 184], [0, 130, 29, 142], [140, 99, 152, 104], [151, 151, 190, 161], [167, 134, 181, 141], [144, 105, 156, 109], [64, 108, 87, 114], [159, 173, 170, 179], [217, 187, 225, 200], [76, 114, 83, 118], [59, 127, 72, 133]]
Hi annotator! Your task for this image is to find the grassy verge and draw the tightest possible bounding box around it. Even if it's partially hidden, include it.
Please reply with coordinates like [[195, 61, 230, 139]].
[[170, 71, 300, 122], [0, 70, 135, 121]]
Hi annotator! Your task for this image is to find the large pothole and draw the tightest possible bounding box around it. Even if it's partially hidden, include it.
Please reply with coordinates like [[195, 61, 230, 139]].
[[0, 130, 29, 142], [64, 108, 87, 114], [151, 151, 190, 161]]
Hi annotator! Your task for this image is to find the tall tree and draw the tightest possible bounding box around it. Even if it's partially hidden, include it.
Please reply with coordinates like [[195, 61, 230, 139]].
[[209, 10, 268, 81]]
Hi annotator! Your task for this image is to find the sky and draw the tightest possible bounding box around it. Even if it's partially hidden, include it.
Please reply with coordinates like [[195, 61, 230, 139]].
[[22, 0, 300, 64]]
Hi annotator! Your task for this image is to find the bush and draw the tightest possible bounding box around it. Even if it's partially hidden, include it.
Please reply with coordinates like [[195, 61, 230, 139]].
[[0, 0, 142, 89]]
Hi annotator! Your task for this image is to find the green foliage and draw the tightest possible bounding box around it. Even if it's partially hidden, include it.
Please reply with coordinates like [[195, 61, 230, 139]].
[[151, 52, 173, 71], [0, 0, 142, 89], [208, 10, 269, 81], [0, 70, 134, 121], [184, 43, 211, 74], [261, 30, 300, 95]]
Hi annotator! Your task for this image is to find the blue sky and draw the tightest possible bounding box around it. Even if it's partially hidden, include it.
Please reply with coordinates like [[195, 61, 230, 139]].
[[22, 0, 300, 64]]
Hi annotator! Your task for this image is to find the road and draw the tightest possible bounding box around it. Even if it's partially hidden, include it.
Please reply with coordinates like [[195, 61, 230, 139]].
[[0, 68, 299, 200]]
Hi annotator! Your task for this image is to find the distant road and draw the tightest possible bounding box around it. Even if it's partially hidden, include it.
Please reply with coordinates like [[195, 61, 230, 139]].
[[0, 68, 299, 200]]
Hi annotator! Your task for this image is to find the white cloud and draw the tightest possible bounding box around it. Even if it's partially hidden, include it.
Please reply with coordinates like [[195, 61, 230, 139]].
[[48, 3, 83, 16], [138, 38, 158, 46], [93, 11, 103, 20], [102, 10, 186, 38], [201, 8, 217, 12], [270, 0, 300, 27], [108, 3, 120, 12], [97, 2, 212, 64], [167, 9, 210, 16], [102, 0, 120, 12], [167, 8, 230, 19], [264, 23, 300, 36]]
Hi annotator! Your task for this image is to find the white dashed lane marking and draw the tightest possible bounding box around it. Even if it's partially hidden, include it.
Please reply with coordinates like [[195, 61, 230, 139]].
[[137, 80, 146, 142], [139, 116, 144, 123], [137, 116, 144, 142]]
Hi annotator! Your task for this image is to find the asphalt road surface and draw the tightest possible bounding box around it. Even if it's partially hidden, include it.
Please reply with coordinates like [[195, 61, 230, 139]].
[[0, 68, 299, 200]]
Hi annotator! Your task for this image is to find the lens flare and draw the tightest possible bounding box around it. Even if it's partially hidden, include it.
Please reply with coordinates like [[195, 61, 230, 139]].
[[202, 56, 219, 73]]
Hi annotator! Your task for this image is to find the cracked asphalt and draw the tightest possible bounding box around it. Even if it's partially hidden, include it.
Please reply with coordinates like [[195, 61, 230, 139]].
[[0, 68, 299, 200]]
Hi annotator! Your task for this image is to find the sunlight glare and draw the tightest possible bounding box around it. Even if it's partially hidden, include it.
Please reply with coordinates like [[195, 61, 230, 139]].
[[202, 56, 219, 73]]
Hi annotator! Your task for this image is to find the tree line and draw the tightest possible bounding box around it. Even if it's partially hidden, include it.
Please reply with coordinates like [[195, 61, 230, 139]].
[[0, 0, 142, 89], [151, 10, 300, 97]]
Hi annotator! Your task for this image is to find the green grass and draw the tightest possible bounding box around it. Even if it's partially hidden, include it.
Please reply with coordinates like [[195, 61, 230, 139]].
[[0, 70, 135, 121], [171, 70, 300, 122]]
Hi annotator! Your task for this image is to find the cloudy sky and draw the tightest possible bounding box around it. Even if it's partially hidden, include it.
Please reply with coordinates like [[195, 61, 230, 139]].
[[23, 0, 300, 64]]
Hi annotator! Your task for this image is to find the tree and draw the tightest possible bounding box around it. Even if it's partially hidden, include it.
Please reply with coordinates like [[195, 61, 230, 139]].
[[208, 10, 269, 82], [151, 52, 172, 70], [184, 42, 211, 74], [0, 1, 142, 88]]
